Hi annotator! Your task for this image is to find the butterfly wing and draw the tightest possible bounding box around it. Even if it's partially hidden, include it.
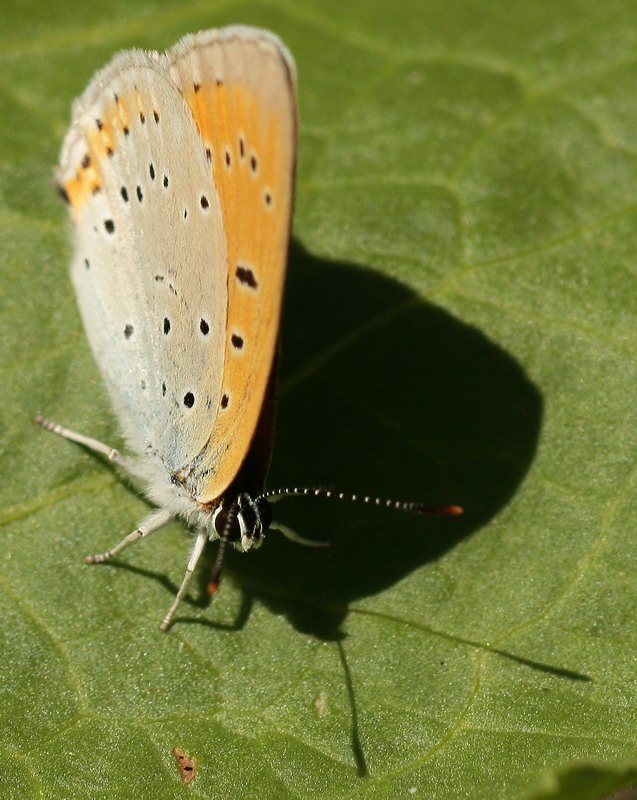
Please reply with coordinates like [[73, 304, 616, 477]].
[[58, 27, 296, 508], [165, 27, 297, 504], [57, 51, 229, 475]]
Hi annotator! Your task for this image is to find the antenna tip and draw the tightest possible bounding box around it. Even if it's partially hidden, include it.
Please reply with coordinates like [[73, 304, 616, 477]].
[[415, 504, 464, 516], [207, 579, 220, 595]]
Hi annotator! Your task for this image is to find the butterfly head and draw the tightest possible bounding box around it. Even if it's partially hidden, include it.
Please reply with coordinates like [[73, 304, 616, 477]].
[[211, 492, 272, 552]]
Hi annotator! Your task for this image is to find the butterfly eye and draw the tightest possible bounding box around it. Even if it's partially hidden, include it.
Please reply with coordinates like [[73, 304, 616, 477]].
[[211, 493, 271, 543], [212, 503, 241, 542]]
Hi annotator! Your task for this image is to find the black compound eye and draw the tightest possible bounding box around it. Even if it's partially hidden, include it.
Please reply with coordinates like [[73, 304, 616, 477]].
[[213, 506, 241, 541]]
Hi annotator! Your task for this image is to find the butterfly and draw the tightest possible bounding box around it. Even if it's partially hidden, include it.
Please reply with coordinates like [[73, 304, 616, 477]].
[[36, 26, 461, 632]]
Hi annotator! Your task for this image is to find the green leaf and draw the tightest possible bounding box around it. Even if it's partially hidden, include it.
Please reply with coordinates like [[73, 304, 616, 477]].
[[2, 0, 637, 798]]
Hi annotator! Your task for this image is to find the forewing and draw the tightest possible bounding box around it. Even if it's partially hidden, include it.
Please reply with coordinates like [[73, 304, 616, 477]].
[[58, 51, 228, 472]]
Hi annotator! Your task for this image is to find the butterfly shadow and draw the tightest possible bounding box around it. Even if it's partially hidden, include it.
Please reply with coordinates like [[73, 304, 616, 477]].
[[223, 240, 544, 643]]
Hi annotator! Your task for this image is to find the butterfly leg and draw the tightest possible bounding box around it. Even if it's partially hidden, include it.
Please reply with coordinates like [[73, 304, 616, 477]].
[[34, 415, 142, 478], [159, 530, 208, 632], [85, 507, 174, 564]]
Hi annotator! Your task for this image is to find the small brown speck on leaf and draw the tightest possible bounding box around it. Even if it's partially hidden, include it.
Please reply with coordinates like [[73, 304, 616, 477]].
[[173, 747, 197, 785]]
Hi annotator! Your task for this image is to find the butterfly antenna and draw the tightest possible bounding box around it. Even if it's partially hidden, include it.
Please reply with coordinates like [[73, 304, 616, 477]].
[[260, 487, 463, 516], [207, 503, 237, 596]]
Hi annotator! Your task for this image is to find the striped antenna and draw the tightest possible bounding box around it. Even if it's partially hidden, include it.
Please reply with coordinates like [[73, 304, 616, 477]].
[[206, 503, 236, 595], [259, 486, 463, 517]]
